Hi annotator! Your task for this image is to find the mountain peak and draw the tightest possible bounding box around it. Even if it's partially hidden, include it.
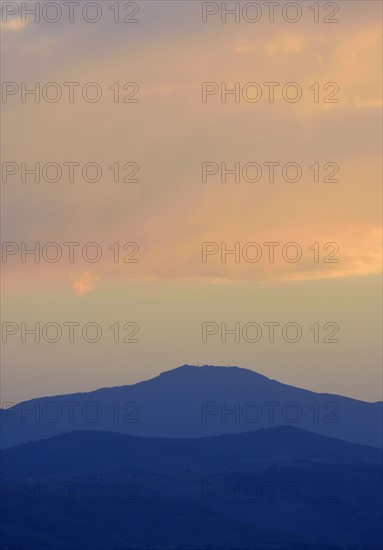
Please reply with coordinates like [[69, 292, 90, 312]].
[[2, 363, 382, 450], [158, 363, 271, 380]]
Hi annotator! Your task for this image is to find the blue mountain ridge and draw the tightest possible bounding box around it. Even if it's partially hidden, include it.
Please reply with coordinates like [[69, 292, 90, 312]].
[[1, 365, 382, 448]]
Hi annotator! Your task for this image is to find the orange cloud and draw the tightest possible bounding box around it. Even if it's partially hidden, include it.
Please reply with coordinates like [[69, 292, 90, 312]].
[[1, 19, 29, 31], [2, 2, 381, 291], [72, 271, 100, 296]]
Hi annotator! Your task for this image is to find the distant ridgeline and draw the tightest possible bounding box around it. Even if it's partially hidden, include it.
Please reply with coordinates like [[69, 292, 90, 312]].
[[1, 365, 382, 448], [1, 427, 382, 549]]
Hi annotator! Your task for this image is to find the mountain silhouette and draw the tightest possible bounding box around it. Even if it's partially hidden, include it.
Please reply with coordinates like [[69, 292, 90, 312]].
[[2, 426, 381, 479], [1, 365, 381, 448], [1, 427, 382, 549]]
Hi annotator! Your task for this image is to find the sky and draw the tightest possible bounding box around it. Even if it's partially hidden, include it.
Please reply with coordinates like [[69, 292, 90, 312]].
[[1, 0, 382, 404]]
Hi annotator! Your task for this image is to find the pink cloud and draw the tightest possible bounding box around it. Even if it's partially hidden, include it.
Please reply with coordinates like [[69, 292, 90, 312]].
[[72, 271, 100, 296]]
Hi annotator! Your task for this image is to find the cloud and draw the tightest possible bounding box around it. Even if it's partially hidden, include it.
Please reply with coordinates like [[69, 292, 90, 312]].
[[1, 19, 29, 31], [72, 271, 100, 296], [1, 2, 381, 290]]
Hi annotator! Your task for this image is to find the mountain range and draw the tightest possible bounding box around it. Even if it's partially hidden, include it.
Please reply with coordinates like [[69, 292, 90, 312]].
[[1, 365, 382, 448], [1, 365, 382, 549], [1, 426, 382, 550]]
